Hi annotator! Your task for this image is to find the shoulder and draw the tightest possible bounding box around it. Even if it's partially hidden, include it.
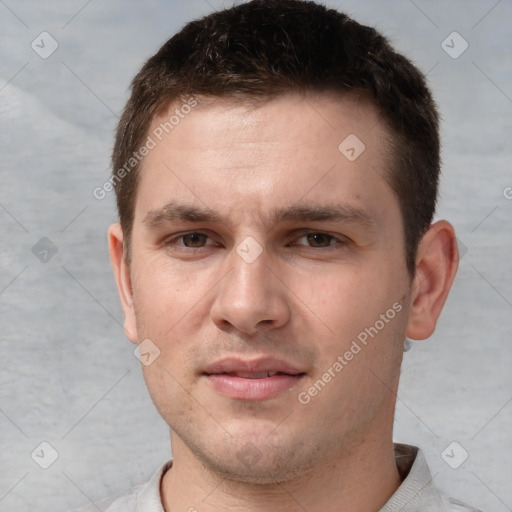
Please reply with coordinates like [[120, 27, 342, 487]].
[[411, 488, 485, 512], [445, 497, 485, 511], [383, 444, 484, 512], [66, 460, 172, 512], [65, 485, 141, 512], [102, 489, 139, 512]]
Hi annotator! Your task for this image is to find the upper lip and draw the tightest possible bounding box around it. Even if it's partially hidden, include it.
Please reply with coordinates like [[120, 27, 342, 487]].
[[203, 357, 305, 376]]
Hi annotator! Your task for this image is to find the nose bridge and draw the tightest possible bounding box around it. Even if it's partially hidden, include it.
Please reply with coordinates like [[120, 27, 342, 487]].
[[211, 239, 289, 333], [226, 240, 272, 308]]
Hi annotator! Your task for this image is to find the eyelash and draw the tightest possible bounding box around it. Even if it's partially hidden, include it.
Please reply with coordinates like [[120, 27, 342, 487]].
[[162, 231, 348, 250], [293, 232, 345, 248]]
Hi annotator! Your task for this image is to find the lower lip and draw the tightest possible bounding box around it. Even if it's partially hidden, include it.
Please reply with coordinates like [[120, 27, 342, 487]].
[[205, 373, 304, 400]]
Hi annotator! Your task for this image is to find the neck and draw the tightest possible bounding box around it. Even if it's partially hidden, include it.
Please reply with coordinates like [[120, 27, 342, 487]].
[[161, 432, 401, 512]]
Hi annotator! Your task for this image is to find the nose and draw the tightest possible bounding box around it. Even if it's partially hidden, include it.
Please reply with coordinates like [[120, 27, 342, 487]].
[[210, 242, 291, 336]]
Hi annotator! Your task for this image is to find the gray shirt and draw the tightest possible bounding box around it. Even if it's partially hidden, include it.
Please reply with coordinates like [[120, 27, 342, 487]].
[[72, 444, 482, 512]]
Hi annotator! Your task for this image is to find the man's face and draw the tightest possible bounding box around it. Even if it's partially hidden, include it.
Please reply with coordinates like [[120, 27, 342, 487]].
[[122, 93, 412, 482]]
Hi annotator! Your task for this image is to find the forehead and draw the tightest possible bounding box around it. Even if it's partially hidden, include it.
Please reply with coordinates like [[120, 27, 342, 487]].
[[134, 92, 396, 226], [148, 91, 387, 156]]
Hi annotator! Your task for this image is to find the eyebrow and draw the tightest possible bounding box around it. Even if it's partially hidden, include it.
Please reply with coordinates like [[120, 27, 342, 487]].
[[143, 202, 223, 228], [270, 204, 375, 228], [142, 201, 376, 230]]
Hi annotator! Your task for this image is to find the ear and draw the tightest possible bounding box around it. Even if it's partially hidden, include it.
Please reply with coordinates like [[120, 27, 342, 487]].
[[108, 223, 138, 344], [406, 220, 459, 340]]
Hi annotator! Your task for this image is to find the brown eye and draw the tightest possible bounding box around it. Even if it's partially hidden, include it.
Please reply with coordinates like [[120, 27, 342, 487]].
[[181, 233, 208, 247], [305, 233, 334, 247]]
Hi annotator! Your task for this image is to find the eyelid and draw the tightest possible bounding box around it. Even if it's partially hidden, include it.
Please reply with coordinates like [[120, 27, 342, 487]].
[[290, 230, 350, 249], [161, 229, 350, 250], [162, 230, 218, 247]]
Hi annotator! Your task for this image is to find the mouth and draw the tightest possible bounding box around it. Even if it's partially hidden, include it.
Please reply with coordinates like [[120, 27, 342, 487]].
[[222, 371, 296, 378], [203, 357, 306, 401]]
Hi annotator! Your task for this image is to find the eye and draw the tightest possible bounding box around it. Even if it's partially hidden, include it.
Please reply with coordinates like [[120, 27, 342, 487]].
[[295, 232, 343, 248], [163, 232, 213, 249], [180, 232, 210, 247], [160, 231, 221, 258]]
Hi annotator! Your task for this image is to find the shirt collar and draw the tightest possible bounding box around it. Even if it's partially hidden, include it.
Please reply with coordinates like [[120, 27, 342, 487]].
[[136, 460, 172, 512], [380, 443, 434, 511]]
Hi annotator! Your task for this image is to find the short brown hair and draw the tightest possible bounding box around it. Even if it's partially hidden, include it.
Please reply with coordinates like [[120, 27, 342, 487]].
[[112, 0, 440, 274]]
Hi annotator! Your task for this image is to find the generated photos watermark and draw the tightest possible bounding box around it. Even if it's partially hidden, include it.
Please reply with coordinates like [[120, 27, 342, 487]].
[[298, 301, 403, 405], [93, 97, 198, 200]]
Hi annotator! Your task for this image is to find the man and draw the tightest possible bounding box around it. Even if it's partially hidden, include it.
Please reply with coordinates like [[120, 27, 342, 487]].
[[104, 0, 477, 510]]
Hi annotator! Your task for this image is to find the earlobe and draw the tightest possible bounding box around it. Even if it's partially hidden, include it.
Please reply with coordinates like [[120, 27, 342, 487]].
[[108, 223, 138, 344], [406, 220, 459, 341]]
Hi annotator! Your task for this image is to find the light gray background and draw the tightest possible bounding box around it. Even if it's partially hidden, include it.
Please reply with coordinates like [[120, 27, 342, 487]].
[[1, 1, 511, 511]]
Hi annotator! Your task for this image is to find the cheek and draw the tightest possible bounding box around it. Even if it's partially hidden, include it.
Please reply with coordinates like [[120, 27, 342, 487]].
[[300, 264, 394, 326], [132, 257, 205, 328], [297, 263, 408, 362], [141, 361, 195, 427], [131, 258, 212, 368]]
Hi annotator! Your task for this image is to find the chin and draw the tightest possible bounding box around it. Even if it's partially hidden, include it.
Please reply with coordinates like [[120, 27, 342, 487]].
[[201, 450, 314, 485], [182, 429, 316, 485]]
